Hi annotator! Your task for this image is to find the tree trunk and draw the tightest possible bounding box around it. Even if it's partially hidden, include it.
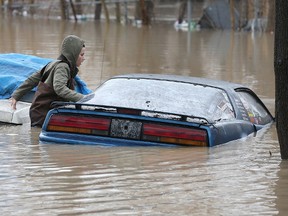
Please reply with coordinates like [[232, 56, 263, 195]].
[[115, 2, 121, 23], [75, 0, 82, 15], [100, 0, 109, 23], [29, 0, 35, 15], [69, 0, 78, 21], [230, 0, 235, 30], [247, 0, 254, 21], [238, 0, 248, 29], [94, 0, 102, 20], [177, 0, 187, 24], [60, 0, 69, 20], [138, 0, 153, 25], [266, 0, 275, 32], [140, 0, 149, 25], [274, 0, 288, 159]]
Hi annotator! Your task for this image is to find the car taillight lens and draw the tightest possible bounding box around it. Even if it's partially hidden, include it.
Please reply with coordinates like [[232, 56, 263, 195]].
[[142, 123, 208, 146], [47, 114, 111, 135]]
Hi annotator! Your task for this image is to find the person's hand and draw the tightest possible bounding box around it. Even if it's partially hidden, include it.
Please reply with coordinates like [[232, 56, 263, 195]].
[[10, 97, 17, 110]]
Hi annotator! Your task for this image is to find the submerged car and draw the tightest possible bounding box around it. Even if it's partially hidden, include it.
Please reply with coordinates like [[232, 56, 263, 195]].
[[39, 74, 274, 147]]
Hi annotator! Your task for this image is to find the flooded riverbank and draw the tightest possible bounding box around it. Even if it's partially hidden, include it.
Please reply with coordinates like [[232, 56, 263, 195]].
[[0, 16, 287, 216]]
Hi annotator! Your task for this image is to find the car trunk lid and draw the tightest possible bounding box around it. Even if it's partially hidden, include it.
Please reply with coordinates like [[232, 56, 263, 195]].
[[43, 103, 211, 147]]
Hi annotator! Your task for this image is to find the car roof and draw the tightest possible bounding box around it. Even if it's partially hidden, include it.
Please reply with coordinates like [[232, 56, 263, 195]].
[[112, 74, 245, 91]]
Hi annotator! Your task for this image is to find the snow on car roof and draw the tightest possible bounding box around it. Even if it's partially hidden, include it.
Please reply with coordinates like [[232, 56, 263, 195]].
[[113, 74, 245, 91], [88, 75, 236, 122]]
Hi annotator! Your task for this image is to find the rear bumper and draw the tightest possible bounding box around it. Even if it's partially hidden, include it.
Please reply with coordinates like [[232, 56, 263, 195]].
[[39, 131, 180, 147]]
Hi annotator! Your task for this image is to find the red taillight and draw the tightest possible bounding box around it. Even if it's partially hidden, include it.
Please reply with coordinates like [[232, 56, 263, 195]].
[[143, 123, 208, 146], [47, 114, 111, 135]]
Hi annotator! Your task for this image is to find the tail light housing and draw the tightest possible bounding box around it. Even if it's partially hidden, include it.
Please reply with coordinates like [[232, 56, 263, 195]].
[[47, 114, 111, 136], [142, 123, 208, 146]]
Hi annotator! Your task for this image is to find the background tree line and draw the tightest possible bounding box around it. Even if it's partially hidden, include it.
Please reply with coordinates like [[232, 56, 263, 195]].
[[0, 0, 275, 32]]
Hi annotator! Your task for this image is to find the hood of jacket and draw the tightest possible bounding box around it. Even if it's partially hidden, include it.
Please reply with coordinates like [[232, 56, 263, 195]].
[[59, 35, 85, 77]]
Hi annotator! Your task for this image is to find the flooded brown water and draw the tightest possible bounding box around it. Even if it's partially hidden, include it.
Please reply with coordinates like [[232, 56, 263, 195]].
[[0, 15, 287, 216]]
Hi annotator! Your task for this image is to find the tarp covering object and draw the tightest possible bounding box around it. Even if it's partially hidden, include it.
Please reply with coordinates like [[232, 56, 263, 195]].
[[198, 0, 240, 29], [0, 53, 92, 99]]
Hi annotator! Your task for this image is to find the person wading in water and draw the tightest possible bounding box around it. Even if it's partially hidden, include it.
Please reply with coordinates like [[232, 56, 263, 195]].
[[10, 35, 86, 127]]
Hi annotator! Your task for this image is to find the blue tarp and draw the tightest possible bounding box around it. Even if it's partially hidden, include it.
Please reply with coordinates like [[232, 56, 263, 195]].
[[0, 53, 92, 99]]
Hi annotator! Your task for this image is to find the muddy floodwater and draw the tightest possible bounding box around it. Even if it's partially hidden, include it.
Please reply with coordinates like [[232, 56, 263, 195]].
[[1, 16, 288, 216]]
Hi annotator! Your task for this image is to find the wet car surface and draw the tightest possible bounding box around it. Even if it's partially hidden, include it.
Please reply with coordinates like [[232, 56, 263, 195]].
[[39, 74, 274, 147]]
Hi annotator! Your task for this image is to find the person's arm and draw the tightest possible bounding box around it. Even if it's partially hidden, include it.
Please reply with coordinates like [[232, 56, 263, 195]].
[[10, 97, 18, 110], [53, 63, 84, 102], [10, 69, 43, 109]]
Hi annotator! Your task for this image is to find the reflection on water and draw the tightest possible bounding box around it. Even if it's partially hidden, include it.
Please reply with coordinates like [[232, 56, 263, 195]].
[[0, 16, 284, 215]]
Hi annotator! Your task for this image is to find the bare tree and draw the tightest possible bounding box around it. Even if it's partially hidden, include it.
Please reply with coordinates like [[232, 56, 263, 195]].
[[100, 0, 109, 22], [75, 0, 82, 15], [266, 0, 275, 32], [239, 0, 248, 28], [229, 0, 235, 30], [135, 0, 154, 25], [94, 0, 102, 20], [69, 0, 78, 21], [274, 0, 288, 159], [115, 2, 121, 23], [60, 0, 69, 20], [29, 0, 35, 15], [177, 0, 187, 24]]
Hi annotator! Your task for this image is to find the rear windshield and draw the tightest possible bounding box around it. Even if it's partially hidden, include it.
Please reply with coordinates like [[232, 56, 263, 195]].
[[83, 78, 235, 121]]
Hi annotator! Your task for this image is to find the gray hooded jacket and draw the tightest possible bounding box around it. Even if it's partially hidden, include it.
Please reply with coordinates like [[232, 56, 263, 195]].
[[12, 35, 85, 102]]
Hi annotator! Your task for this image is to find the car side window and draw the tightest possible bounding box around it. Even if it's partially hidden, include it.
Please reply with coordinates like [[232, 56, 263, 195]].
[[207, 91, 235, 121], [236, 91, 272, 125]]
